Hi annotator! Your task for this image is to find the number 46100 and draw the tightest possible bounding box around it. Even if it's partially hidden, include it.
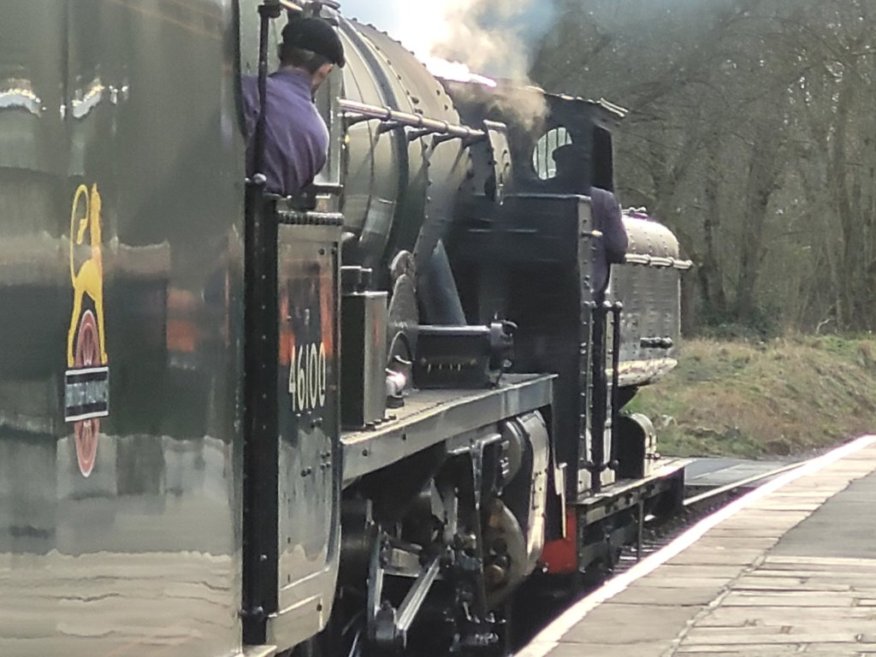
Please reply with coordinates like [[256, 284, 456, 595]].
[[288, 341, 327, 413]]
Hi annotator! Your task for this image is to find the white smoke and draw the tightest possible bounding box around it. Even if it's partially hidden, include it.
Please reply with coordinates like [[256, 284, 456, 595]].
[[341, 0, 553, 84], [340, 0, 554, 128]]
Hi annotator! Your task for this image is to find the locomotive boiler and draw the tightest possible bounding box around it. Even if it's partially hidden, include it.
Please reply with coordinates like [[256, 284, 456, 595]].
[[0, 2, 689, 657]]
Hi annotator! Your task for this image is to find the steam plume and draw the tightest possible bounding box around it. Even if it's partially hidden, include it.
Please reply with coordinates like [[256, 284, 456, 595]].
[[340, 0, 553, 80], [341, 0, 554, 126]]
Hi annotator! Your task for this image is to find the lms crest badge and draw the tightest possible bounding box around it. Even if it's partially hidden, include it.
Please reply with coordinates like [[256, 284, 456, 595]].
[[64, 184, 110, 477]]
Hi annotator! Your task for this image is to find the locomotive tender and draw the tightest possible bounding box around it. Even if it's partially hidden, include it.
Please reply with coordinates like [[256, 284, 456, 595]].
[[0, 1, 690, 656]]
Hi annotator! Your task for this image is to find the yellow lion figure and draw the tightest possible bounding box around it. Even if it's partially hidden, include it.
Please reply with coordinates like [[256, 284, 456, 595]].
[[67, 184, 108, 368]]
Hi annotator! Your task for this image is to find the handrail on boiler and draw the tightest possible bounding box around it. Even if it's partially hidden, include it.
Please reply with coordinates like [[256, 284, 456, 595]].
[[340, 99, 487, 144]]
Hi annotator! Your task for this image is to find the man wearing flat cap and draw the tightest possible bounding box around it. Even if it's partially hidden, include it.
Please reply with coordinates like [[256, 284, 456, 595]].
[[243, 16, 346, 196]]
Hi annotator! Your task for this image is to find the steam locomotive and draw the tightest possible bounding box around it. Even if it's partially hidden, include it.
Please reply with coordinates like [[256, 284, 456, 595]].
[[0, 1, 690, 656]]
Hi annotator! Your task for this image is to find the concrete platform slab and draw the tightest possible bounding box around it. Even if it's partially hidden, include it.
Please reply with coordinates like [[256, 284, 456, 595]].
[[773, 472, 876, 559], [517, 436, 876, 657]]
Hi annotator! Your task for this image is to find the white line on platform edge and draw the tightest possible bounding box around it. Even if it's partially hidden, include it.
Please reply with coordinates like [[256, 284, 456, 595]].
[[516, 434, 876, 657]]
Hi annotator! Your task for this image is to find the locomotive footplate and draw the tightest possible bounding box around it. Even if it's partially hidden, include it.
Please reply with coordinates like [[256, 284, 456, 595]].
[[576, 458, 689, 524], [542, 459, 688, 577], [576, 459, 688, 572], [341, 373, 554, 486]]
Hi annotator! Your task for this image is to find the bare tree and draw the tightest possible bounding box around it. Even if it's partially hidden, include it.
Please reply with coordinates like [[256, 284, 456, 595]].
[[533, 0, 876, 334]]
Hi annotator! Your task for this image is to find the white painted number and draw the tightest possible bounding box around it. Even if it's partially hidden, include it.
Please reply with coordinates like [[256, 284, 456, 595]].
[[288, 341, 327, 413]]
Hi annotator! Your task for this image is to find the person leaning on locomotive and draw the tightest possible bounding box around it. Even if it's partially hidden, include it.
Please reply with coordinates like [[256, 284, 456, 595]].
[[242, 16, 345, 196], [550, 144, 629, 297]]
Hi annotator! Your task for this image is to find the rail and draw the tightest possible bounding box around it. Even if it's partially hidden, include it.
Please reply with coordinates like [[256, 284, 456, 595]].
[[683, 460, 804, 509]]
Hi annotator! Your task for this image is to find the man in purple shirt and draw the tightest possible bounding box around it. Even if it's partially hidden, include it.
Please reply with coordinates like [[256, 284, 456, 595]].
[[243, 17, 345, 196], [550, 144, 629, 298]]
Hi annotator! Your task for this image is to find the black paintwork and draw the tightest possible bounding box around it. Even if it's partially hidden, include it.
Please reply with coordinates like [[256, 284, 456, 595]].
[[0, 2, 246, 656], [449, 195, 600, 495], [241, 185, 280, 644]]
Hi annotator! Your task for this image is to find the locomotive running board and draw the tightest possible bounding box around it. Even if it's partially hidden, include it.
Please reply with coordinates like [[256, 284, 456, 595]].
[[541, 459, 688, 575], [576, 458, 689, 525], [341, 373, 555, 485]]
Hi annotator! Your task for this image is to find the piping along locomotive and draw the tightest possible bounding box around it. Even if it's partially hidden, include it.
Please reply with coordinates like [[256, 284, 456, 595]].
[[0, 1, 691, 656]]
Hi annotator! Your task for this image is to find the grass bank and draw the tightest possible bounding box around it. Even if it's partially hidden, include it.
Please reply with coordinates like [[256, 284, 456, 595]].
[[630, 336, 876, 459]]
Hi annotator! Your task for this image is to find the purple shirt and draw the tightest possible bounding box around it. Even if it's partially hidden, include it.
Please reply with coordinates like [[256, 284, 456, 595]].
[[242, 69, 329, 196], [590, 187, 629, 296]]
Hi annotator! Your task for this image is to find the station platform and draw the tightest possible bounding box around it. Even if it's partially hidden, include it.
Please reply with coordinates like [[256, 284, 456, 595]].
[[520, 435, 876, 657]]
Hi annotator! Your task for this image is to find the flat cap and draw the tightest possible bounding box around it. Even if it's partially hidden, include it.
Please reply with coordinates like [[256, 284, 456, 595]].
[[282, 17, 346, 67]]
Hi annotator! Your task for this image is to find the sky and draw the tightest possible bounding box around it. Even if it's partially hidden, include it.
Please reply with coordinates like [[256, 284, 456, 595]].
[[341, 0, 414, 47], [338, 1, 396, 24], [337, 1, 404, 35]]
